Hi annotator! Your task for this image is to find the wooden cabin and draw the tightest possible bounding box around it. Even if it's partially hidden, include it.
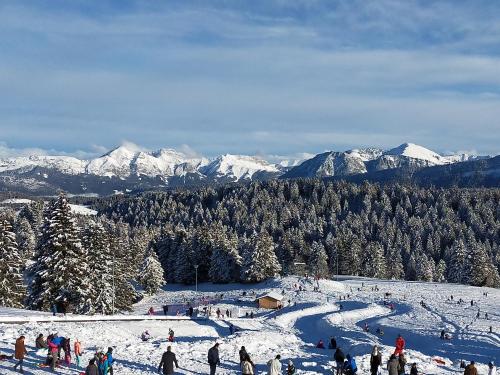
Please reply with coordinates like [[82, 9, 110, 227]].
[[256, 292, 284, 309]]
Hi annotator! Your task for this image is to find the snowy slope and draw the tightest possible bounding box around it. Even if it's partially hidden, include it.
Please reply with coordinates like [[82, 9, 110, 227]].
[[201, 154, 280, 181], [0, 155, 86, 174], [0, 277, 498, 375], [383, 143, 448, 165]]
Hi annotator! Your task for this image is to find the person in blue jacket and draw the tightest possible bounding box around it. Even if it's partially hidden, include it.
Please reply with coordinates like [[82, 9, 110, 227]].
[[106, 347, 114, 375], [97, 352, 108, 375], [343, 354, 358, 375]]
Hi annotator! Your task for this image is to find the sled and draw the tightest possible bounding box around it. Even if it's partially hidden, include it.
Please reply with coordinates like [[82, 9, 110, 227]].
[[432, 357, 446, 365]]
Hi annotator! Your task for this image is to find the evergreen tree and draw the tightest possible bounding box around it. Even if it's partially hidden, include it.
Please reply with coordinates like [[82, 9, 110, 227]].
[[416, 253, 434, 282], [28, 193, 89, 312], [385, 247, 404, 280], [309, 241, 329, 278], [240, 231, 281, 283], [15, 217, 36, 260], [108, 221, 136, 311], [209, 226, 241, 283], [139, 249, 165, 294], [81, 220, 114, 314], [447, 240, 469, 284], [362, 242, 387, 279], [0, 218, 26, 308]]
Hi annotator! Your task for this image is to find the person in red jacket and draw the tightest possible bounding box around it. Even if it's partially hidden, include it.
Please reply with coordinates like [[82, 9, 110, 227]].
[[394, 334, 405, 355]]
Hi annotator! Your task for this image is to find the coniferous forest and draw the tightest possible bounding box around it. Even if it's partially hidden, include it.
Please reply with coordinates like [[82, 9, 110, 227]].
[[0, 179, 499, 314]]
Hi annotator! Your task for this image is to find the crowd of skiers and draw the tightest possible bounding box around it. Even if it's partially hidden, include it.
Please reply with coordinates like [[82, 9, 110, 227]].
[[9, 334, 113, 374]]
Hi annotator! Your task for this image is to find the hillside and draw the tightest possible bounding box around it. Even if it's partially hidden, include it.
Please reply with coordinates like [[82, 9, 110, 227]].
[[0, 277, 498, 374]]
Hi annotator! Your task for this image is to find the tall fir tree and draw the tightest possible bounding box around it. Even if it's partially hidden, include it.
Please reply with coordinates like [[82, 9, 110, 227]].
[[309, 241, 329, 278], [81, 220, 114, 314], [362, 242, 387, 279], [209, 225, 241, 283], [138, 249, 165, 294], [0, 218, 26, 308], [240, 231, 282, 283], [447, 239, 469, 284], [28, 193, 90, 312], [107, 220, 136, 311], [15, 217, 36, 260]]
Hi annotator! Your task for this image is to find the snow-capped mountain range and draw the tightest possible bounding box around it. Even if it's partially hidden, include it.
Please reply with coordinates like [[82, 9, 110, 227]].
[[0, 143, 493, 195]]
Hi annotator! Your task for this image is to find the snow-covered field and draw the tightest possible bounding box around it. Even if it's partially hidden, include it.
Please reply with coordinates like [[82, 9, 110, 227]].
[[0, 277, 498, 374]]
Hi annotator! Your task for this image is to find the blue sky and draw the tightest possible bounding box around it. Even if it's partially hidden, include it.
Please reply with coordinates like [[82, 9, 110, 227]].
[[0, 0, 499, 158]]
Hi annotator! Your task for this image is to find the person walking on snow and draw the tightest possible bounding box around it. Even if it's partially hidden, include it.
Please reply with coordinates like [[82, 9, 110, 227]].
[[239, 346, 248, 366], [370, 345, 382, 375], [410, 363, 418, 375], [14, 335, 27, 374], [398, 353, 407, 375], [47, 336, 59, 371], [387, 354, 399, 375], [241, 354, 255, 375], [51, 303, 57, 316], [63, 337, 71, 366], [287, 360, 296, 375], [488, 362, 496, 375], [74, 338, 82, 367], [329, 337, 337, 349], [394, 334, 405, 355], [267, 354, 282, 375], [208, 343, 220, 375], [158, 345, 179, 375], [334, 347, 346, 375], [464, 361, 477, 375], [106, 347, 114, 375], [85, 358, 99, 375]]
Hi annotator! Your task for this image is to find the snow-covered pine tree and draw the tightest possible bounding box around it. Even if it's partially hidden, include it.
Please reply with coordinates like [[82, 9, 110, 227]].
[[415, 253, 434, 282], [434, 259, 447, 283], [309, 241, 329, 278], [138, 249, 165, 294], [468, 242, 500, 287], [385, 246, 404, 280], [107, 220, 136, 311], [0, 218, 26, 308], [362, 242, 387, 279], [209, 225, 241, 283], [15, 217, 36, 260], [447, 239, 469, 284], [81, 219, 114, 314], [240, 231, 281, 283], [28, 193, 90, 312]]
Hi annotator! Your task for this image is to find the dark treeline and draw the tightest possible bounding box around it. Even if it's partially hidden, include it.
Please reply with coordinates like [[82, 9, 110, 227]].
[[97, 180, 500, 288]]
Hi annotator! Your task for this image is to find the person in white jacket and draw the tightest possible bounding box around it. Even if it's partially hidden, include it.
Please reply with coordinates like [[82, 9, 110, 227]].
[[488, 361, 496, 375], [267, 354, 282, 375]]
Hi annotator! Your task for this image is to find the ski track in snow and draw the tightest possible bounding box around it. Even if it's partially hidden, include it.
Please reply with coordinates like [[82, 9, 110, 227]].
[[0, 277, 499, 374]]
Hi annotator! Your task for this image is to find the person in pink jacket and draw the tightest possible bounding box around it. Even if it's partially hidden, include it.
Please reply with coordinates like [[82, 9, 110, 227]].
[[48, 337, 59, 371]]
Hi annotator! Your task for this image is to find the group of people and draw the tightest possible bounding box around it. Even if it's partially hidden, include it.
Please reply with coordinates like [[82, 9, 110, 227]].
[[156, 342, 297, 375], [9, 334, 113, 375]]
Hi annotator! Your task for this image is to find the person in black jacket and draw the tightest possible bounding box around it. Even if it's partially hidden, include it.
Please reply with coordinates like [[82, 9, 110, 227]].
[[334, 347, 346, 375], [208, 343, 220, 375], [329, 337, 337, 349], [158, 346, 179, 375], [370, 345, 382, 375], [239, 346, 248, 365]]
